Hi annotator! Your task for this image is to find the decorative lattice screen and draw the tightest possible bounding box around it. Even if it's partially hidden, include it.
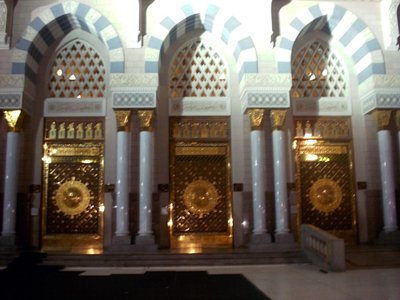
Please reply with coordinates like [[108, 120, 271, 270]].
[[169, 39, 228, 98], [291, 40, 346, 98], [48, 40, 106, 98]]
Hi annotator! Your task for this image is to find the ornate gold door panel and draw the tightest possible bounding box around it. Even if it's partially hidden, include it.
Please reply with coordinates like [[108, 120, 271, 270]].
[[295, 140, 357, 242], [169, 117, 232, 251], [42, 118, 104, 253]]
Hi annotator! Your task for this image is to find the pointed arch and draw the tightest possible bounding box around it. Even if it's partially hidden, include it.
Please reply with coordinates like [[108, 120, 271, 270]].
[[144, 3, 258, 83], [277, 3, 385, 84], [11, 1, 124, 83]]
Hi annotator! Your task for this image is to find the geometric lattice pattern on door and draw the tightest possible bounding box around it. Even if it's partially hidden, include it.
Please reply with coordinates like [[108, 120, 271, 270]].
[[291, 40, 346, 98], [46, 161, 101, 234], [172, 148, 230, 234], [169, 39, 228, 98], [48, 40, 106, 98], [43, 142, 104, 235], [296, 141, 356, 241]]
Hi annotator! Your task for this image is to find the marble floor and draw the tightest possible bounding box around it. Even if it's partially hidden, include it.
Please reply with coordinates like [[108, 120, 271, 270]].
[[63, 264, 400, 300]]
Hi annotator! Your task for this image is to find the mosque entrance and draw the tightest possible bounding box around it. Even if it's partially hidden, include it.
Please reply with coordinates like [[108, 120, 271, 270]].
[[41, 118, 105, 253], [169, 117, 232, 251], [294, 118, 357, 243]]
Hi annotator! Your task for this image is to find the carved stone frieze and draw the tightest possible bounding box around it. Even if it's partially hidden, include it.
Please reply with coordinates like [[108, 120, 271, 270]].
[[359, 75, 400, 114], [241, 73, 292, 88], [12, 49, 26, 63], [362, 91, 400, 114], [44, 98, 106, 117], [377, 94, 400, 107], [0, 1, 6, 32], [170, 97, 229, 116], [241, 90, 289, 112], [247, 92, 289, 107], [112, 91, 156, 108], [240, 74, 291, 112], [370, 74, 400, 88], [293, 98, 351, 116], [0, 75, 25, 89], [0, 93, 22, 109], [110, 73, 158, 88], [0, 1, 8, 48]]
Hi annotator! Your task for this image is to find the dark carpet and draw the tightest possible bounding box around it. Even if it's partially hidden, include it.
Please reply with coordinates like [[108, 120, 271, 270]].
[[0, 253, 271, 300]]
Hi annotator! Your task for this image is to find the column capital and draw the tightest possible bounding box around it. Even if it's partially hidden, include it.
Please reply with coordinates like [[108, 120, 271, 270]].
[[114, 109, 132, 132], [137, 109, 155, 131], [3, 110, 24, 132], [270, 109, 287, 131], [396, 110, 400, 131], [247, 108, 265, 131], [373, 110, 392, 131]]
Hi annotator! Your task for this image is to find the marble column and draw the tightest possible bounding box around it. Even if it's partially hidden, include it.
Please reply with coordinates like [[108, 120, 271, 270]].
[[136, 110, 156, 248], [248, 109, 271, 245], [1, 110, 24, 246], [374, 110, 398, 242], [270, 110, 293, 243], [113, 110, 132, 245]]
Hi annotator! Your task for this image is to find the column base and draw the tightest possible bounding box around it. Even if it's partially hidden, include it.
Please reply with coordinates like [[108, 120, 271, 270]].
[[0, 235, 18, 253], [133, 235, 158, 251], [248, 233, 272, 249], [106, 235, 135, 253], [377, 230, 400, 245], [274, 232, 295, 244]]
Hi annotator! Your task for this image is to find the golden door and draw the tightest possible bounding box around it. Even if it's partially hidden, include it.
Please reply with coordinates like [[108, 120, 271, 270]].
[[41, 118, 104, 253], [295, 140, 357, 242], [169, 117, 232, 251]]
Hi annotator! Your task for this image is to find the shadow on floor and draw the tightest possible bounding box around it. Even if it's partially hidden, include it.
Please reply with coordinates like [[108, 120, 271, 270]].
[[0, 252, 271, 300]]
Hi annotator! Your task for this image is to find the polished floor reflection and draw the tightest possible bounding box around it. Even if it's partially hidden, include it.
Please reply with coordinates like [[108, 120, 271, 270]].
[[64, 264, 400, 300]]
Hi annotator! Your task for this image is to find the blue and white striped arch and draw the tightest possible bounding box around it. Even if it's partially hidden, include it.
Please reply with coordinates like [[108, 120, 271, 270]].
[[144, 3, 258, 82], [11, 1, 124, 83], [277, 3, 385, 84]]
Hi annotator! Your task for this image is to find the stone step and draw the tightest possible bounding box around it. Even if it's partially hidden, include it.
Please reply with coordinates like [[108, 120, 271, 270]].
[[40, 249, 310, 267]]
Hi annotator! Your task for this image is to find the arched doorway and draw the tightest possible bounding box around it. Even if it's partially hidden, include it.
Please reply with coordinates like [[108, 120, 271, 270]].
[[166, 38, 233, 251], [40, 38, 107, 253], [291, 38, 357, 243]]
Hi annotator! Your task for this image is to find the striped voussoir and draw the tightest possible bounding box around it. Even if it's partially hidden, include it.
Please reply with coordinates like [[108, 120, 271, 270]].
[[144, 3, 258, 83], [11, 1, 124, 83], [276, 3, 385, 84]]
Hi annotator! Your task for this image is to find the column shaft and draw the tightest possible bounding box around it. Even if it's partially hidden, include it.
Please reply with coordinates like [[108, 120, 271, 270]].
[[250, 130, 267, 234], [1, 110, 24, 239], [115, 131, 130, 236], [113, 109, 132, 242], [2, 132, 20, 236], [378, 130, 398, 231], [248, 109, 268, 237], [137, 110, 155, 239], [272, 130, 289, 234], [138, 130, 153, 235]]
